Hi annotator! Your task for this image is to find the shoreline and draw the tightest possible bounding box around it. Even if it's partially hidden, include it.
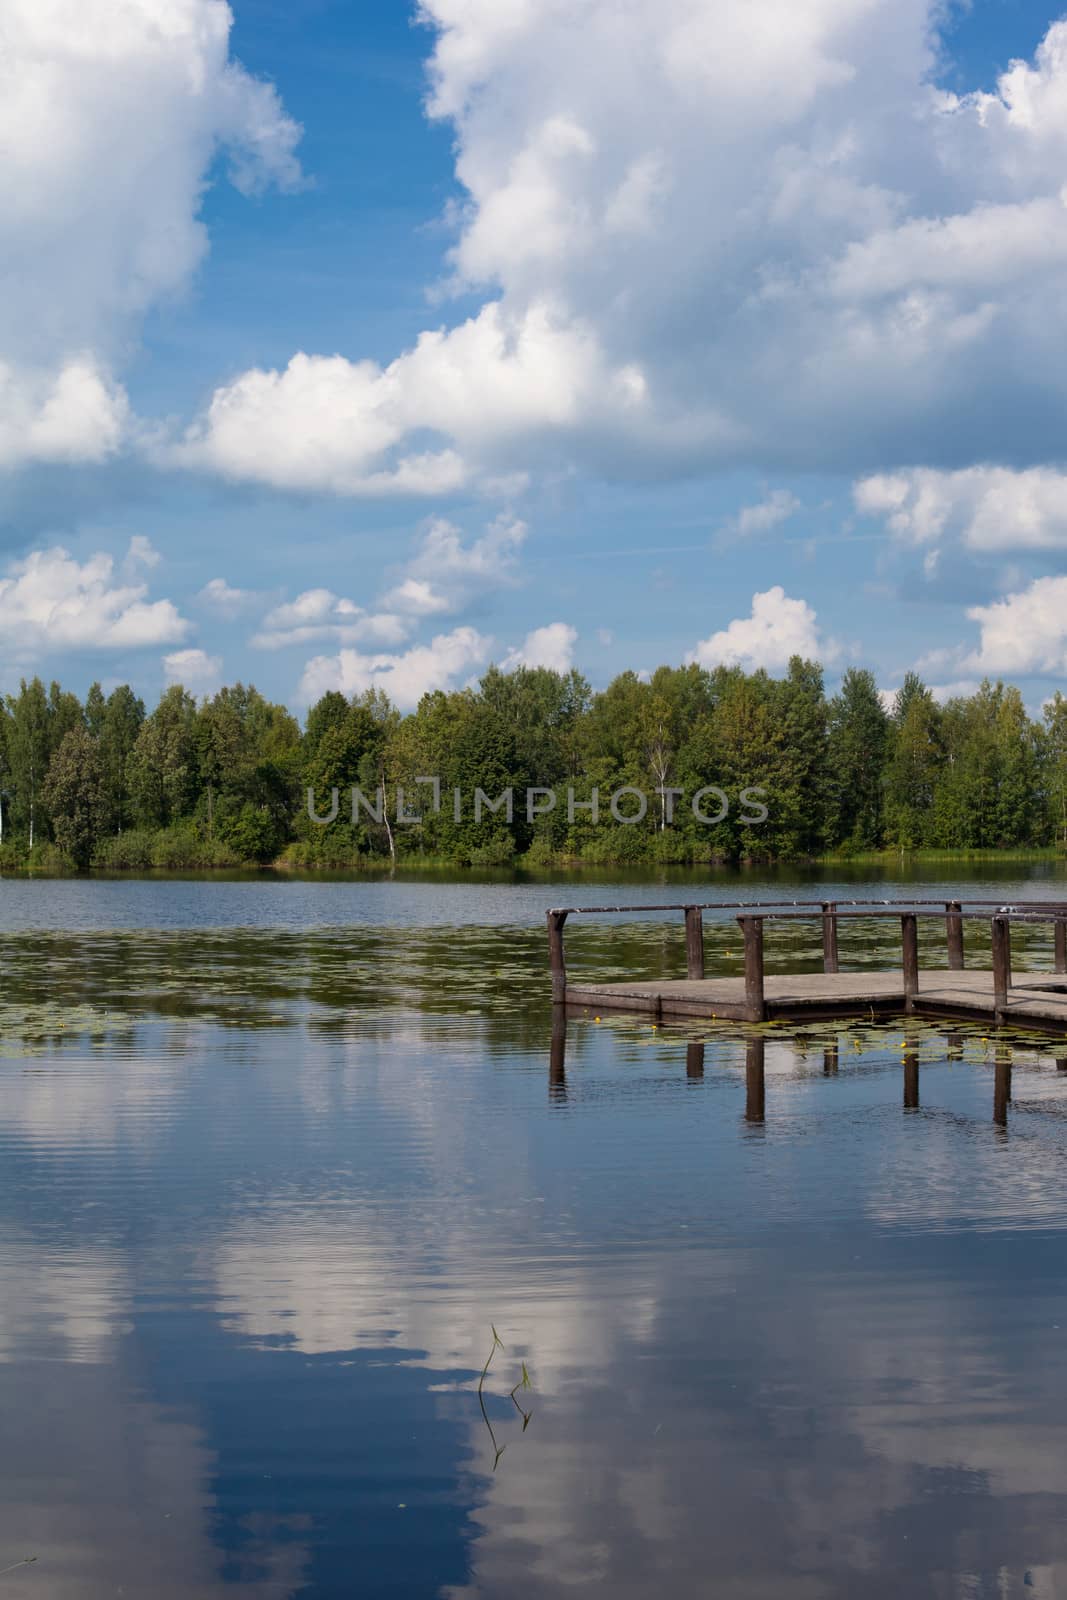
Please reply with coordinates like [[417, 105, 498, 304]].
[[1, 847, 1065, 881]]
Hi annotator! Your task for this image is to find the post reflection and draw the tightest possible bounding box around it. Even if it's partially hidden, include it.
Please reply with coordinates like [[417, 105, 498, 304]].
[[745, 1036, 765, 1124], [903, 1043, 920, 1110], [994, 1045, 1012, 1127], [686, 1041, 705, 1081], [823, 1043, 839, 1076], [549, 1011, 567, 1100]]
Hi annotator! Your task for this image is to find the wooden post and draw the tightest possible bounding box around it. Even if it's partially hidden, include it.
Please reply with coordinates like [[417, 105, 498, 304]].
[[745, 1035, 765, 1124], [901, 913, 919, 1013], [547, 910, 569, 1005], [686, 1040, 705, 1080], [994, 1046, 1011, 1127], [903, 1044, 919, 1110], [821, 902, 840, 975], [946, 901, 965, 971], [684, 906, 705, 980], [991, 915, 1012, 1021], [1055, 917, 1067, 976], [738, 915, 765, 1023]]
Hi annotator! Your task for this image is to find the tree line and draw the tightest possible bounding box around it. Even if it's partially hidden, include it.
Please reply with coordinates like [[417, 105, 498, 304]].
[[1, 659, 1066, 871]]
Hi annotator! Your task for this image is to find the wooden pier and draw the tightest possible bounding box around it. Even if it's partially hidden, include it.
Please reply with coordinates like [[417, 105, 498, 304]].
[[547, 899, 1067, 1033]]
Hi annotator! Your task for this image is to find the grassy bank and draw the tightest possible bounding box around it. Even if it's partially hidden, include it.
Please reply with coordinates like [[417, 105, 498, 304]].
[[813, 847, 1065, 865], [3, 837, 1065, 878]]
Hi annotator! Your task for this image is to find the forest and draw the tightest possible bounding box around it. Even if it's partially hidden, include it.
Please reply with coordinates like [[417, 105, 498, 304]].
[[1, 658, 1066, 872]]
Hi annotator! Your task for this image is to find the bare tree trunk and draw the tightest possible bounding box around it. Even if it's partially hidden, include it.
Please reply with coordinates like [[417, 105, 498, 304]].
[[380, 781, 396, 866]]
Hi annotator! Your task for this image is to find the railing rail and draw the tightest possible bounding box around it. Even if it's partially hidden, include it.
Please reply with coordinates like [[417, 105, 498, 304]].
[[546, 898, 1067, 1020]]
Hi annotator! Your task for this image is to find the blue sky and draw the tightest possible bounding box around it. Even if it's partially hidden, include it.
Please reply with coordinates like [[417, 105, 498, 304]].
[[4, 0, 1067, 712]]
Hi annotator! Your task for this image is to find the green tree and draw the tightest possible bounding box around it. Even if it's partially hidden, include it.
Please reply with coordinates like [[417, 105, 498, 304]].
[[85, 682, 107, 739], [5, 678, 51, 848], [1044, 693, 1067, 849], [128, 686, 199, 827], [100, 686, 145, 831], [194, 684, 301, 858], [766, 657, 830, 856], [827, 668, 889, 849], [0, 699, 11, 847], [885, 677, 943, 849], [42, 726, 111, 870]]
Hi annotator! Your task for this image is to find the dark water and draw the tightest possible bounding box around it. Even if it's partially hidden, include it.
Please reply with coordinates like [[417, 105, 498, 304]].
[[3, 869, 1067, 1598]]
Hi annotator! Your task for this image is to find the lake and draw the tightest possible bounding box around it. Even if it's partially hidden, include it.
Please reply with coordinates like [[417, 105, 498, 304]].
[[3, 865, 1067, 1598]]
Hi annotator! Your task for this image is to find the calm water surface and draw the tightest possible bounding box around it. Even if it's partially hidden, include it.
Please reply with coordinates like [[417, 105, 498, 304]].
[[3, 868, 1067, 1598]]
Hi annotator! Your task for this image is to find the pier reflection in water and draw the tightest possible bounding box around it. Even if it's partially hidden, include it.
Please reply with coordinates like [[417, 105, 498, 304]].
[[5, 913, 1067, 1597], [551, 1012, 1042, 1129]]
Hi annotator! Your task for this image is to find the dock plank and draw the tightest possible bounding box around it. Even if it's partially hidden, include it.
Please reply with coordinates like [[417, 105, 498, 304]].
[[565, 969, 1067, 1031]]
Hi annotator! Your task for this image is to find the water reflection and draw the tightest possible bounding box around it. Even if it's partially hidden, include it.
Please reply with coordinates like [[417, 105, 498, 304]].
[[745, 1035, 765, 1123], [995, 1045, 1013, 1127], [2, 920, 1067, 1595]]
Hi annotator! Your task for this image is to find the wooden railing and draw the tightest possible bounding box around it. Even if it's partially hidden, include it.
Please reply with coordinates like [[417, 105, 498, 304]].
[[546, 898, 1067, 1021]]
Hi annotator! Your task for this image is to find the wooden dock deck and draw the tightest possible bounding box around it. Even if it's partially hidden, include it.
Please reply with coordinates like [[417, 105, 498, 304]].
[[547, 898, 1067, 1035], [565, 969, 1067, 1030]]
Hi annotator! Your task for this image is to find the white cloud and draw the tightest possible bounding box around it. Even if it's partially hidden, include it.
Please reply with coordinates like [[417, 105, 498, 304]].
[[0, 0, 301, 470], [960, 576, 1067, 676], [176, 301, 646, 493], [929, 679, 983, 703], [18, 0, 1067, 497], [687, 586, 838, 672], [382, 513, 527, 615], [14, 0, 1067, 501], [829, 194, 1067, 300], [0, 545, 189, 656], [252, 589, 410, 651], [163, 648, 222, 695], [501, 622, 578, 673], [854, 466, 1067, 550], [197, 577, 257, 619], [0, 358, 129, 469], [723, 490, 801, 539], [297, 625, 492, 709], [173, 8, 1067, 492], [125, 534, 160, 569], [381, 578, 451, 617], [254, 513, 528, 667]]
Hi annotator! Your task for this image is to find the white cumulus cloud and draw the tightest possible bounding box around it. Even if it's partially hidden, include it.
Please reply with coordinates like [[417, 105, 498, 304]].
[[175, 6, 1067, 492], [0, 545, 189, 658], [17, 0, 1067, 498], [297, 626, 492, 710], [176, 302, 645, 493], [0, 0, 302, 471], [252, 589, 410, 651], [163, 648, 223, 695], [687, 586, 837, 673], [854, 466, 1067, 550], [382, 513, 527, 615], [0, 359, 129, 470], [722, 490, 802, 540], [960, 576, 1067, 676], [197, 577, 258, 619], [501, 622, 578, 673]]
